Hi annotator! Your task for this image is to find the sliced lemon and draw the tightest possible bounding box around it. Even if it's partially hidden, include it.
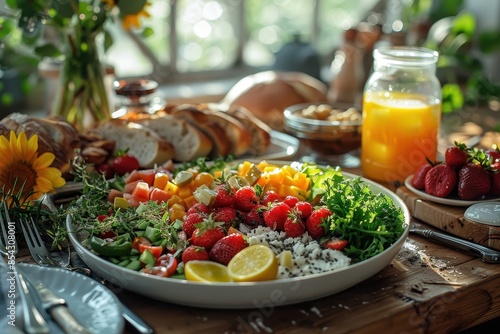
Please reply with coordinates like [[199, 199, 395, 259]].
[[227, 244, 279, 282], [184, 260, 232, 283], [278, 250, 293, 269]]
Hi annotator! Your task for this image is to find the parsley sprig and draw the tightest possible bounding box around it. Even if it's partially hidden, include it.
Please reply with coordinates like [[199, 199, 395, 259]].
[[320, 175, 405, 262]]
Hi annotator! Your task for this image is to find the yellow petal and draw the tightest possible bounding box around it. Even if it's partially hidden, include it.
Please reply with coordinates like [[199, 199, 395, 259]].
[[33, 152, 56, 169]]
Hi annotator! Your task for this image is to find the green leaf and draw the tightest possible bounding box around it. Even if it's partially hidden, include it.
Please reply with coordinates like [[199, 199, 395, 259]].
[[34, 44, 62, 58], [118, 0, 148, 15], [103, 29, 114, 52], [441, 83, 464, 114], [451, 12, 475, 40], [142, 27, 154, 39], [478, 31, 500, 53]]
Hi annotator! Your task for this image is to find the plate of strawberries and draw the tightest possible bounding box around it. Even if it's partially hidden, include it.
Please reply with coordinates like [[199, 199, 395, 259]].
[[405, 143, 500, 206]]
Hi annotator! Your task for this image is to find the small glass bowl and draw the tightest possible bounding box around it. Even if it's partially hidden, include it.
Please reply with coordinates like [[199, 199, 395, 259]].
[[283, 103, 362, 168]]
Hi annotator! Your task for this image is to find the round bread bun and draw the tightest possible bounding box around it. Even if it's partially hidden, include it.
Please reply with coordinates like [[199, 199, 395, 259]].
[[220, 70, 328, 130]]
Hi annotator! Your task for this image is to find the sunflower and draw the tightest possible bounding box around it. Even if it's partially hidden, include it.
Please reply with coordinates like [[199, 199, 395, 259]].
[[0, 131, 66, 203], [121, 2, 151, 30]]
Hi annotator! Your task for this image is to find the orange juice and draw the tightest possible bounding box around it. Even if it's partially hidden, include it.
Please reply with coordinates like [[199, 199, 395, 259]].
[[361, 91, 441, 183]]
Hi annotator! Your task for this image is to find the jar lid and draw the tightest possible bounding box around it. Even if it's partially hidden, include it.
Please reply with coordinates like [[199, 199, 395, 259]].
[[373, 46, 438, 67]]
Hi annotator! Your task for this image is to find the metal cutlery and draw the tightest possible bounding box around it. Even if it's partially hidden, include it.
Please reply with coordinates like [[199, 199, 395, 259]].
[[409, 224, 500, 263], [1, 203, 50, 334], [19, 271, 93, 334]]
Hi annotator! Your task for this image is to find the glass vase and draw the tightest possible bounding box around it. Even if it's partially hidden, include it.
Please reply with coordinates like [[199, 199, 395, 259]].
[[51, 32, 111, 131]]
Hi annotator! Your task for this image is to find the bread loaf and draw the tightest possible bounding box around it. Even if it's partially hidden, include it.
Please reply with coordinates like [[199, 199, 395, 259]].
[[224, 105, 272, 156], [91, 119, 175, 168], [133, 114, 213, 162], [221, 71, 328, 130], [0, 113, 80, 173], [172, 104, 252, 157]]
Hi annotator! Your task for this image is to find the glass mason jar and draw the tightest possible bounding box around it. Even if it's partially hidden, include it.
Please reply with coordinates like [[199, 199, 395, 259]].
[[361, 46, 441, 183]]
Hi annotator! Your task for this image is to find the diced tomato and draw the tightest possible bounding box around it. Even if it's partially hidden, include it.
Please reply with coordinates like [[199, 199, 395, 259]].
[[138, 244, 163, 258], [132, 236, 152, 250], [142, 253, 177, 277], [124, 170, 142, 184], [138, 169, 156, 187], [124, 180, 141, 194], [323, 239, 348, 251], [149, 188, 171, 204], [156, 254, 177, 274], [132, 181, 150, 201], [107, 188, 124, 204]]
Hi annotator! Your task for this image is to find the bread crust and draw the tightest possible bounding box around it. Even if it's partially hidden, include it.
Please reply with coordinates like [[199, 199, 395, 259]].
[[221, 70, 328, 130], [0, 113, 80, 173], [92, 119, 175, 168], [225, 106, 272, 155], [133, 114, 213, 162], [172, 104, 252, 157]]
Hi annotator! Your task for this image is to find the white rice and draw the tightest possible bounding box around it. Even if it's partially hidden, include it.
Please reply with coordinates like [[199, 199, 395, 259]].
[[240, 225, 351, 279]]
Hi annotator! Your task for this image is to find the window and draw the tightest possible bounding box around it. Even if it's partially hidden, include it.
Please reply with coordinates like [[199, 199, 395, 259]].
[[105, 0, 381, 84]]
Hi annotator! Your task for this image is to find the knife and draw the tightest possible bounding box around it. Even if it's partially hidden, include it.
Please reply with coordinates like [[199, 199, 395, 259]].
[[409, 225, 500, 264], [25, 275, 93, 334]]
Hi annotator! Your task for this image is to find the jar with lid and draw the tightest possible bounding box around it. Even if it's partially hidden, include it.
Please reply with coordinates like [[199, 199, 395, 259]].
[[361, 46, 441, 183]]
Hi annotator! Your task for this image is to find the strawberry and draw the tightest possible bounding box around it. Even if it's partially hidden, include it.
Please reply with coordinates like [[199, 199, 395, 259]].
[[458, 163, 491, 200], [212, 183, 235, 208], [186, 203, 211, 215], [306, 207, 331, 239], [261, 190, 280, 206], [182, 212, 205, 238], [485, 148, 500, 162], [244, 205, 265, 227], [190, 224, 225, 251], [445, 142, 468, 168], [424, 164, 457, 198], [488, 171, 500, 196], [283, 195, 299, 208], [95, 163, 115, 179], [209, 233, 248, 265], [213, 206, 238, 230], [294, 201, 313, 219], [234, 186, 259, 212], [284, 214, 306, 237], [323, 239, 348, 251], [411, 163, 432, 190], [263, 202, 290, 231], [181, 245, 209, 264], [112, 152, 140, 176]]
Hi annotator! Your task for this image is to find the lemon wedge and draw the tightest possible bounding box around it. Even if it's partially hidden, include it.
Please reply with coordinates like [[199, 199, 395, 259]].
[[227, 244, 279, 282], [184, 260, 232, 283], [278, 250, 293, 269]]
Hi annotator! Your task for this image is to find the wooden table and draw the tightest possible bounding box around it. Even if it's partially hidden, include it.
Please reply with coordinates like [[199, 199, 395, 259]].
[[15, 105, 500, 333], [111, 157, 499, 334], [115, 106, 500, 333]]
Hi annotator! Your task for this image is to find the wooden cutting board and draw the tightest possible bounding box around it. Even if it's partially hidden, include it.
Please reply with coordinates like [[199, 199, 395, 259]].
[[396, 186, 500, 250]]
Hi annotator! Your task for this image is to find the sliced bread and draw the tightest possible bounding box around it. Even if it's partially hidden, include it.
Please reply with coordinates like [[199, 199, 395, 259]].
[[225, 105, 272, 156], [134, 114, 213, 162], [172, 104, 252, 157], [171, 105, 232, 158], [92, 119, 176, 168]]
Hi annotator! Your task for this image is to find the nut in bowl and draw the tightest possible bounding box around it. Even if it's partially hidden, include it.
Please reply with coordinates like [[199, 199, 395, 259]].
[[283, 103, 362, 168]]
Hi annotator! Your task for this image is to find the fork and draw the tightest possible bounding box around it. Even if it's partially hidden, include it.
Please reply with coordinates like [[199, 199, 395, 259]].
[[20, 216, 61, 267], [0, 204, 50, 333]]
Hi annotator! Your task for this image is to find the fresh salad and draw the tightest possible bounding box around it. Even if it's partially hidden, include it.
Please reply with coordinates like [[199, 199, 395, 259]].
[[67, 157, 406, 283]]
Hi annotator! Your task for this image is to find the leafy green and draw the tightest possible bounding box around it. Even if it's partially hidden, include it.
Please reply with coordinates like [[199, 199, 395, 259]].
[[320, 176, 405, 262]]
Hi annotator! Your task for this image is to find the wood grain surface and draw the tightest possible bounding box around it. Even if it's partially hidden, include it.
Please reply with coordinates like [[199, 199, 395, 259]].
[[396, 186, 500, 250]]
